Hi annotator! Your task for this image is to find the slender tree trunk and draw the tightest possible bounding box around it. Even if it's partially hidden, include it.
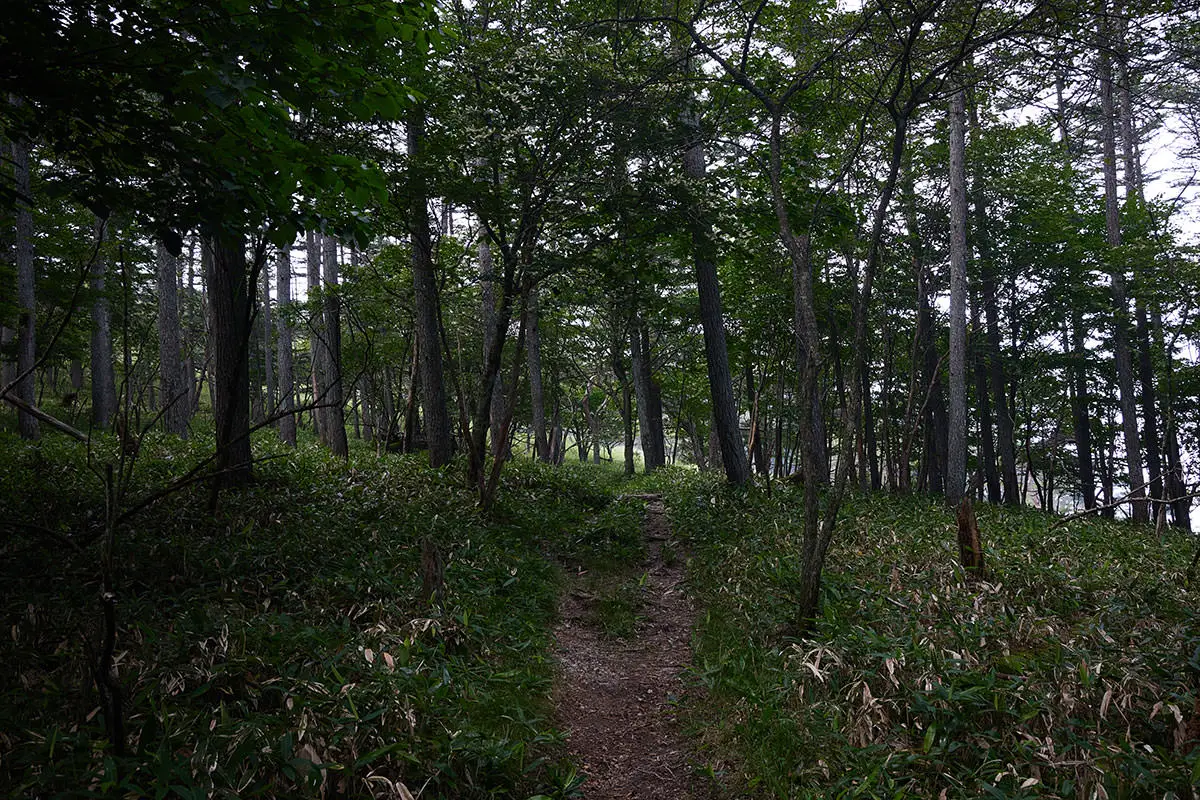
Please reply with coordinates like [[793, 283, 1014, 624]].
[[321, 234, 349, 458], [1099, 17, 1148, 522], [946, 88, 969, 505], [276, 246, 297, 446], [746, 362, 769, 476], [306, 230, 325, 439], [479, 234, 505, 451], [611, 328, 635, 476], [971, 284, 999, 502], [207, 232, 255, 488], [902, 159, 946, 494], [862, 360, 880, 490], [1099, 434, 1116, 519], [11, 133, 38, 439], [262, 250, 275, 418], [156, 242, 189, 436], [1070, 310, 1097, 508], [90, 217, 117, 429], [1153, 309, 1190, 528], [630, 315, 665, 471], [679, 101, 749, 486], [525, 283, 551, 461], [1115, 32, 1164, 522], [408, 107, 453, 467], [967, 96, 1018, 505]]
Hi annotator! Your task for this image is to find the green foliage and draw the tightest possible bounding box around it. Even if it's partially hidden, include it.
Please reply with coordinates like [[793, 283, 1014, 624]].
[[654, 469, 1199, 799], [0, 435, 616, 798]]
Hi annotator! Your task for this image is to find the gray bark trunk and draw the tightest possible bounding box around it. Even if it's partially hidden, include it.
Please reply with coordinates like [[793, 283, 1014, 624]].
[[12, 133, 38, 439], [306, 230, 325, 439], [321, 234, 349, 458], [1099, 24, 1148, 523], [479, 235, 505, 450], [946, 88, 969, 505], [525, 284, 550, 461], [276, 245, 297, 446], [156, 241, 189, 436], [262, 251, 275, 418]]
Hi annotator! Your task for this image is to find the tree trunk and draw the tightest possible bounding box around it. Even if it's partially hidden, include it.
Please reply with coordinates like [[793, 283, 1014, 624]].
[[746, 362, 769, 476], [680, 100, 749, 485], [261, 249, 276, 419], [611, 329, 635, 476], [967, 97, 1018, 505], [479, 234, 506, 452], [90, 217, 117, 429], [156, 242, 189, 436], [207, 232, 255, 488], [321, 234, 349, 458], [524, 283, 551, 461], [11, 133, 38, 440], [1099, 18, 1148, 523], [946, 88, 969, 505], [971, 284, 999, 502], [861, 360, 880, 491], [408, 107, 453, 468], [1070, 310, 1097, 509], [276, 246, 297, 446], [306, 230, 325, 439], [630, 316, 665, 471], [1152, 308, 1190, 528]]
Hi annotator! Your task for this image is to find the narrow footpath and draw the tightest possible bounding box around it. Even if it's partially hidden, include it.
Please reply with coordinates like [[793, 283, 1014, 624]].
[[553, 494, 698, 799]]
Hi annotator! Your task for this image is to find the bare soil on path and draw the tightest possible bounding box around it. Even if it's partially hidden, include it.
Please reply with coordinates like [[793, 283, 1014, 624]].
[[553, 494, 699, 800]]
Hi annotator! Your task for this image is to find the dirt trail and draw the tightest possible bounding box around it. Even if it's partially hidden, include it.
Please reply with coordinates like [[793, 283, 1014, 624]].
[[553, 494, 697, 799]]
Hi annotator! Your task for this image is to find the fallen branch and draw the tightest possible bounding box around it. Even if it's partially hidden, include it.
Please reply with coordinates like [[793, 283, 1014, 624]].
[[1, 393, 88, 441], [1051, 484, 1200, 530]]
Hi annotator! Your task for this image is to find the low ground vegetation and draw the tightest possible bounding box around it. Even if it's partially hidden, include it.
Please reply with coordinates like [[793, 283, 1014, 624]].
[[2, 440, 1197, 799]]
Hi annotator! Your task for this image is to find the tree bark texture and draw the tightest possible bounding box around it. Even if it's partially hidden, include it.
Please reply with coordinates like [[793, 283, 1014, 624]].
[[11, 133, 38, 440], [206, 232, 254, 488], [321, 234, 349, 458], [276, 245, 297, 446], [680, 97, 749, 485], [156, 242, 189, 436], [409, 112, 453, 468], [306, 230, 326, 439], [946, 88, 969, 505]]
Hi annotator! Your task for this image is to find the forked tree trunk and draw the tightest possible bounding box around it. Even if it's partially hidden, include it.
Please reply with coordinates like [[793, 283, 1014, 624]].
[[408, 107, 453, 467]]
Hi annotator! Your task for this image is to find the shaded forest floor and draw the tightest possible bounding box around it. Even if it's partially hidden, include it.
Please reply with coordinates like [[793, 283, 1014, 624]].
[[1, 428, 1199, 799]]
